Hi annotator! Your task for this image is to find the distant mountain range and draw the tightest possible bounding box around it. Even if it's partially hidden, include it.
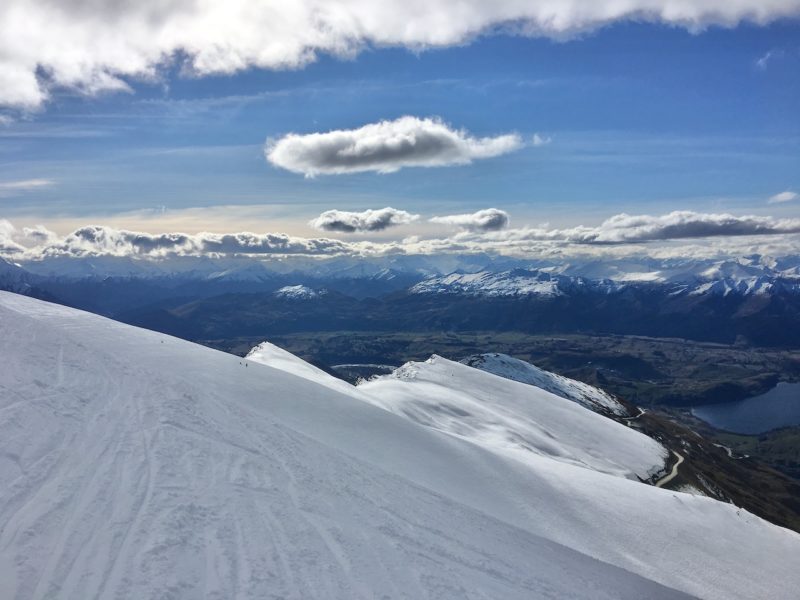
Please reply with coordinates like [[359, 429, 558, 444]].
[[3, 255, 800, 346], [410, 265, 800, 298]]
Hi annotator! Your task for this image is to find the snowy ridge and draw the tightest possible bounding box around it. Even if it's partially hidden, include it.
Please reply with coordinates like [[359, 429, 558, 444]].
[[1, 291, 800, 599], [358, 355, 661, 480], [0, 258, 36, 294], [685, 277, 775, 297], [410, 269, 565, 297], [246, 340, 355, 395], [460, 353, 627, 416], [273, 284, 325, 299], [542, 257, 800, 288], [408, 260, 800, 298]]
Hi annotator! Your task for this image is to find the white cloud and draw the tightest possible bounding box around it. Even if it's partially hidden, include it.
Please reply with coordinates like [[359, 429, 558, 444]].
[[266, 116, 522, 176], [3, 1, 798, 111], [481, 211, 800, 244], [531, 133, 552, 146], [0, 219, 26, 254], [768, 190, 798, 204], [310, 207, 419, 233], [21, 224, 59, 245], [1, 225, 353, 259], [0, 178, 55, 195], [430, 208, 510, 232], [112, 228, 349, 256], [755, 49, 786, 70]]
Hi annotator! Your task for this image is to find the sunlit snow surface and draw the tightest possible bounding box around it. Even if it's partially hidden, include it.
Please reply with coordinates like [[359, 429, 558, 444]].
[[273, 284, 325, 299], [358, 355, 662, 479], [2, 291, 799, 600], [410, 270, 564, 296], [460, 352, 627, 416]]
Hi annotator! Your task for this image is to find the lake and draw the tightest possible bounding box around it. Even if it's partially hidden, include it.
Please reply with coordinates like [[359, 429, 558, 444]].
[[691, 382, 800, 434]]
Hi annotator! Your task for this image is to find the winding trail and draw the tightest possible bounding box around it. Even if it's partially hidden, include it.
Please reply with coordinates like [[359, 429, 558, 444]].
[[655, 451, 685, 488], [713, 443, 748, 460], [622, 407, 646, 426]]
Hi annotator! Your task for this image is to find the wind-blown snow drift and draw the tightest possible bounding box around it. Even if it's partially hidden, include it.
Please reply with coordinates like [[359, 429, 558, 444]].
[[460, 352, 627, 416], [357, 355, 662, 479], [1, 291, 799, 600]]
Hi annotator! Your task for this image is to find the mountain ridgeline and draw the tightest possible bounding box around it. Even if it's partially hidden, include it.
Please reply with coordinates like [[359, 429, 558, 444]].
[[3, 256, 800, 346], [110, 268, 800, 346]]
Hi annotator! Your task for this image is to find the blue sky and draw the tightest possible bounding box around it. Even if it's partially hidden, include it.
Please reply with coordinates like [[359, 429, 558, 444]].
[[1, 16, 799, 237]]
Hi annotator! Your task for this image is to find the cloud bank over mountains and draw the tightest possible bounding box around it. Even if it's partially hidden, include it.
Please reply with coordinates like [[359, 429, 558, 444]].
[[3, 210, 800, 262], [2, 0, 799, 111], [266, 117, 522, 176], [0, 221, 351, 259]]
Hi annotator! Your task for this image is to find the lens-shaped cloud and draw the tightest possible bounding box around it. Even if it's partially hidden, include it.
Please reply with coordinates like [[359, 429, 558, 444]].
[[266, 117, 522, 176], [310, 207, 419, 233], [430, 209, 510, 232], [768, 191, 798, 204], [572, 211, 800, 243]]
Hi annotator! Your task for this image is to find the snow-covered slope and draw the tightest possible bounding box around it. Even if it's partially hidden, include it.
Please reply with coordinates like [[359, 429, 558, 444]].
[[2, 292, 800, 600], [246, 346, 646, 477], [358, 355, 662, 479], [246, 340, 355, 396], [460, 353, 627, 416]]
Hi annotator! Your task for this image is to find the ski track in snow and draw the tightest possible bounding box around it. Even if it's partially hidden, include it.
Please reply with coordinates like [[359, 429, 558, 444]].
[[1, 291, 800, 600]]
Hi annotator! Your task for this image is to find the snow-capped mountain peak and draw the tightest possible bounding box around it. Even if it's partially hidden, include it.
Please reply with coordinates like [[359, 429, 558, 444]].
[[273, 284, 325, 299], [410, 269, 565, 297]]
